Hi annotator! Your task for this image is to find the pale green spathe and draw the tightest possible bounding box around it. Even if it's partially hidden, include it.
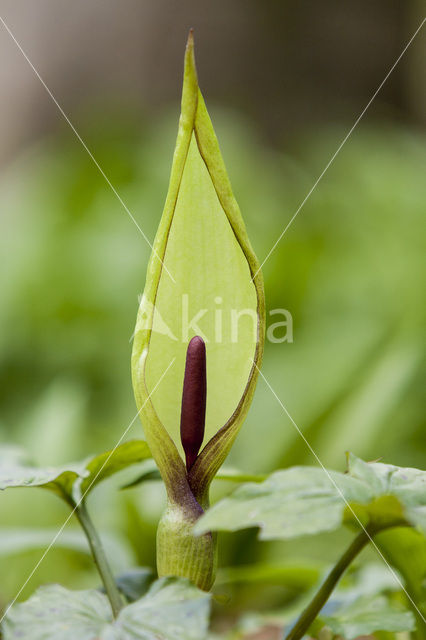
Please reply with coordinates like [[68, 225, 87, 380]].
[[131, 33, 265, 497], [146, 133, 257, 457]]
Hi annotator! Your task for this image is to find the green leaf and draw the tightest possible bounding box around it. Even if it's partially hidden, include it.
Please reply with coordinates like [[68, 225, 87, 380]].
[[121, 462, 266, 490], [131, 33, 265, 496], [214, 468, 267, 483], [375, 526, 426, 624], [120, 577, 211, 639], [224, 563, 413, 640], [0, 527, 135, 572], [195, 465, 368, 539], [313, 596, 415, 639], [80, 440, 152, 496], [0, 445, 86, 500], [2, 587, 110, 640], [0, 440, 152, 504], [2, 578, 211, 640], [216, 562, 322, 591], [0, 527, 93, 556], [120, 460, 161, 489], [346, 453, 426, 531], [114, 568, 155, 603], [195, 454, 426, 538]]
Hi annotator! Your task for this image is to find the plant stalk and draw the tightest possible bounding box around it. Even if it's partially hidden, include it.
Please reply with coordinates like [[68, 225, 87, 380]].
[[75, 500, 123, 618], [157, 497, 217, 591], [284, 529, 370, 640]]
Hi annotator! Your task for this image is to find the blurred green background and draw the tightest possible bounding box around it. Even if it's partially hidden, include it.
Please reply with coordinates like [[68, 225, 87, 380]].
[[0, 0, 424, 633]]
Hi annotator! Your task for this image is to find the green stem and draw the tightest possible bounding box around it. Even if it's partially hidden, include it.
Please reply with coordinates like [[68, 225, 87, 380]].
[[284, 529, 370, 640], [75, 500, 123, 618]]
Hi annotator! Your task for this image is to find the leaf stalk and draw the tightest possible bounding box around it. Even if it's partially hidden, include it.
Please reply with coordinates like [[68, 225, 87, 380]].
[[75, 500, 123, 618], [284, 529, 371, 640]]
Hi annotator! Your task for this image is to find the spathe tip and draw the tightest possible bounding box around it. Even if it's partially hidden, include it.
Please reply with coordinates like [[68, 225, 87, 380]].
[[186, 28, 195, 49]]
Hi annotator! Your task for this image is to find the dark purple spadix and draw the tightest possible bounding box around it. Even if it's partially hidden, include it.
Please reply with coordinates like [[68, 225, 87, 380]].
[[180, 336, 207, 471]]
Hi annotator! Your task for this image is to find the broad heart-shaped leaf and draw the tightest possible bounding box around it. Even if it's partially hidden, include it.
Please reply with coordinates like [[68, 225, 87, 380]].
[[0, 440, 152, 504], [195, 453, 426, 539], [2, 578, 211, 640], [131, 32, 265, 495], [311, 595, 415, 639]]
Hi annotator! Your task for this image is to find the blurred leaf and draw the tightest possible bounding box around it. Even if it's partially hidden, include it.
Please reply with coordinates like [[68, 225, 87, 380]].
[[119, 577, 211, 639], [376, 526, 426, 623], [345, 453, 426, 531], [113, 567, 155, 602], [120, 459, 161, 489], [121, 461, 266, 490], [215, 468, 267, 483], [224, 562, 412, 640], [20, 379, 88, 466], [0, 440, 152, 504], [338, 563, 402, 600], [216, 562, 321, 590], [2, 578, 211, 640], [0, 445, 86, 500], [311, 337, 422, 465], [2, 585, 112, 640], [0, 527, 91, 556], [80, 440, 152, 495], [195, 454, 426, 539], [0, 527, 135, 573], [312, 595, 415, 639]]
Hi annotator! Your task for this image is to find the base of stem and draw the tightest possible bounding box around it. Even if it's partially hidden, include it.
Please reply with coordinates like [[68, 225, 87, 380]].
[[156, 499, 216, 591]]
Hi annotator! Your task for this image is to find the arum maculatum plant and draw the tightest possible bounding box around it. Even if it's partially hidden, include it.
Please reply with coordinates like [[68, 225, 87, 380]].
[[131, 31, 265, 590], [1, 31, 425, 640]]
